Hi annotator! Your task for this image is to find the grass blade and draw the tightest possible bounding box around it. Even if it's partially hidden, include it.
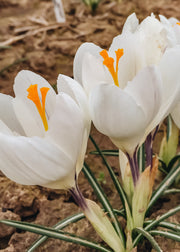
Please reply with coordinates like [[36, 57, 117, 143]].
[[83, 163, 125, 245], [28, 208, 125, 252], [149, 230, 180, 242], [134, 227, 162, 252], [0, 219, 112, 252], [90, 150, 119, 156], [27, 213, 84, 251], [133, 205, 180, 247], [89, 135, 129, 212], [144, 220, 180, 233], [147, 163, 180, 214]]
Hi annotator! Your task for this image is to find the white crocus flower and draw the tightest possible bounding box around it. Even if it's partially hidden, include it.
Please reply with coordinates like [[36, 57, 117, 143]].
[[159, 15, 180, 129], [74, 24, 180, 153], [74, 14, 180, 184], [0, 70, 90, 190]]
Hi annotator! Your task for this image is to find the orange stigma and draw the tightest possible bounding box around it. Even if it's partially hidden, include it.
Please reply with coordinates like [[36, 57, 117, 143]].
[[100, 48, 124, 87], [27, 84, 50, 131], [176, 22, 180, 26]]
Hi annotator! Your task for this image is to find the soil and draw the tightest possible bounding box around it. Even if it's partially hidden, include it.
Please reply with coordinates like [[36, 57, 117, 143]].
[[0, 0, 180, 251]]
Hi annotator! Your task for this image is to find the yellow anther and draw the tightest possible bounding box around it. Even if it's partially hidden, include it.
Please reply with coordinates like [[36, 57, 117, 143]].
[[27, 84, 49, 131], [176, 22, 180, 26], [100, 48, 124, 87]]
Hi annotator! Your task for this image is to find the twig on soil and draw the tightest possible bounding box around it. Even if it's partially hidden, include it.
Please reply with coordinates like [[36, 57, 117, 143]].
[[0, 23, 67, 46]]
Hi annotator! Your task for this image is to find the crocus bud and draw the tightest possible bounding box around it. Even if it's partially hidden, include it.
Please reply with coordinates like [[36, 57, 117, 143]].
[[159, 116, 179, 166], [132, 156, 158, 228], [84, 199, 125, 252]]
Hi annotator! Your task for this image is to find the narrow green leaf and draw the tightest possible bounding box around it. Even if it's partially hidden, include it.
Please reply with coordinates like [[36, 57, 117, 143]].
[[83, 163, 125, 245], [133, 205, 180, 247], [134, 227, 162, 252], [163, 188, 180, 195], [149, 230, 180, 242], [0, 219, 112, 252], [89, 135, 129, 212], [144, 220, 180, 233], [167, 155, 180, 171], [28, 213, 84, 251], [0, 45, 11, 49], [90, 150, 119, 156], [147, 164, 180, 214], [28, 209, 125, 252], [138, 144, 145, 173]]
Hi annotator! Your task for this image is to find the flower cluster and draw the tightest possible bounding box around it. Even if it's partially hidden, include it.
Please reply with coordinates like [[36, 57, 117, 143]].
[[1, 13, 180, 252]]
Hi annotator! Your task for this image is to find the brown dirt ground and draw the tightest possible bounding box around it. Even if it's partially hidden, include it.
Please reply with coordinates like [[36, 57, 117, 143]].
[[0, 0, 179, 251]]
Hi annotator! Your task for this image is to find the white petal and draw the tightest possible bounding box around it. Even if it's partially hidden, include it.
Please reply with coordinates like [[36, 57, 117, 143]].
[[46, 93, 84, 164], [122, 13, 139, 33], [57, 74, 91, 130], [13, 70, 56, 136], [0, 94, 24, 135], [119, 149, 128, 180], [146, 46, 180, 135], [0, 120, 13, 135], [109, 32, 145, 89], [171, 102, 180, 129], [89, 66, 162, 154], [125, 66, 162, 126], [159, 15, 177, 47], [136, 16, 168, 65], [89, 84, 146, 153], [13, 98, 44, 137], [81, 53, 112, 94], [0, 134, 75, 188], [73, 42, 103, 85]]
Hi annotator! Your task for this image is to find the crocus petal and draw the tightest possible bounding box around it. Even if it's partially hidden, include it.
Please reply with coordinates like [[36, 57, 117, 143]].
[[89, 66, 162, 154], [13, 70, 56, 137], [159, 15, 177, 46], [57, 74, 91, 130], [171, 103, 180, 128], [74, 42, 103, 85], [0, 120, 14, 135], [122, 13, 139, 33], [108, 32, 144, 89], [125, 66, 162, 126], [0, 94, 24, 135], [0, 134, 75, 188], [81, 53, 112, 94], [46, 93, 84, 164], [145, 46, 180, 136], [119, 149, 128, 180]]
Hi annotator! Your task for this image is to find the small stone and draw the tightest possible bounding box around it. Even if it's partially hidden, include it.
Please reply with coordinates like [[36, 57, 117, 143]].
[[0, 210, 20, 238]]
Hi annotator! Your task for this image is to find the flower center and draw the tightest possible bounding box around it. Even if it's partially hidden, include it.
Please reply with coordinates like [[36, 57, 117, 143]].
[[27, 84, 50, 131], [100, 48, 124, 87]]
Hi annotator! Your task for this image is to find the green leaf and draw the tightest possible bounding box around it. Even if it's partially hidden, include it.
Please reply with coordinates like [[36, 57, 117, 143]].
[[147, 163, 180, 214], [28, 209, 125, 252], [163, 188, 180, 195], [28, 212, 84, 251], [167, 155, 180, 171], [0, 219, 112, 252], [144, 220, 180, 233], [89, 135, 129, 213], [149, 230, 180, 242], [90, 150, 119, 156], [134, 227, 162, 252], [83, 163, 125, 245], [138, 144, 145, 173], [133, 205, 180, 247]]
